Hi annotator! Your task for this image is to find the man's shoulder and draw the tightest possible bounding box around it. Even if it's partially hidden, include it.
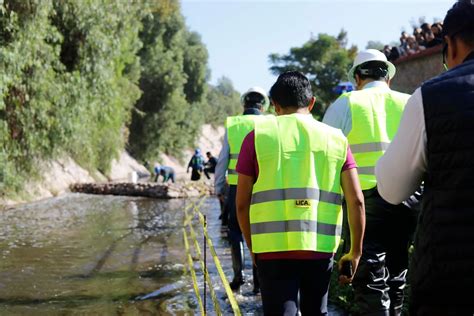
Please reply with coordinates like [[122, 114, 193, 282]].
[[226, 114, 266, 128], [225, 115, 239, 126], [302, 115, 346, 139], [347, 87, 410, 103], [324, 95, 351, 118], [319, 120, 347, 139], [225, 115, 249, 128], [388, 89, 411, 101], [342, 89, 372, 104]]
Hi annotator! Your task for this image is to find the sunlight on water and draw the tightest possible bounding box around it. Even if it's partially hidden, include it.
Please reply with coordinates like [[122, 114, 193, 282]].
[[0, 194, 346, 315]]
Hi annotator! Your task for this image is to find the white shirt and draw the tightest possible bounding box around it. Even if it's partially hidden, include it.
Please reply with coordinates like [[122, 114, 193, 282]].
[[375, 88, 427, 204]]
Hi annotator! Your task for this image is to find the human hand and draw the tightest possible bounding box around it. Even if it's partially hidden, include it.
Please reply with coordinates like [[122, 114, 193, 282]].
[[337, 252, 361, 285]]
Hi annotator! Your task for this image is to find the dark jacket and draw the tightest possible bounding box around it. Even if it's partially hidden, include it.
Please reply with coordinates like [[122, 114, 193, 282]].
[[414, 52, 474, 311]]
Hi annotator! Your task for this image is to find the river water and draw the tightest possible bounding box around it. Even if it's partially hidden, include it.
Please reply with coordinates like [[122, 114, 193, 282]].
[[0, 194, 346, 315]]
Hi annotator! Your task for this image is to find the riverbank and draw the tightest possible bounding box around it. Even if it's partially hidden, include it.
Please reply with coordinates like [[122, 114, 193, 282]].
[[1, 124, 225, 207], [0, 151, 149, 207]]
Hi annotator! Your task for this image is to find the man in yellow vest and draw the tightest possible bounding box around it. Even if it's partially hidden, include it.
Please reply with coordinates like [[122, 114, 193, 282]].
[[323, 50, 419, 316], [214, 86, 269, 292], [236, 71, 365, 315]]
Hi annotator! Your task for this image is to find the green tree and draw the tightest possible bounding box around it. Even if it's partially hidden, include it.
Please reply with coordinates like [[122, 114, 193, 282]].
[[269, 30, 357, 120], [51, 0, 143, 173], [128, 0, 208, 160], [201, 76, 242, 126], [0, 0, 211, 195], [0, 0, 144, 194], [366, 40, 385, 51], [183, 31, 209, 104]]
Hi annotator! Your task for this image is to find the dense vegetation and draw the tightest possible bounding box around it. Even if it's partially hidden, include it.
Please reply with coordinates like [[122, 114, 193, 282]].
[[0, 0, 241, 196]]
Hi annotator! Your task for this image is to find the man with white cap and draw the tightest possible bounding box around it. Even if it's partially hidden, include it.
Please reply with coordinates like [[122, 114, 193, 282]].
[[323, 49, 418, 316], [215, 86, 269, 293]]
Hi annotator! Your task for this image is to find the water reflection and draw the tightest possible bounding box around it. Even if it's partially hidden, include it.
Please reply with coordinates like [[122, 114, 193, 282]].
[[0, 194, 196, 315], [0, 194, 346, 315]]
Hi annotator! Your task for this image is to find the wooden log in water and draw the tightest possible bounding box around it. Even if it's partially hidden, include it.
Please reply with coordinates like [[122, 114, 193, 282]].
[[70, 182, 212, 199]]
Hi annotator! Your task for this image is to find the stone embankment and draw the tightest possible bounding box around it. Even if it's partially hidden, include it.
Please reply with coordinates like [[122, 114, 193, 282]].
[[70, 181, 213, 199]]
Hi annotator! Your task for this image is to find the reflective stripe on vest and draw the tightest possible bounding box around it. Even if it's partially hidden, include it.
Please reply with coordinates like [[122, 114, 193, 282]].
[[251, 188, 342, 205], [250, 114, 347, 254], [350, 142, 390, 153], [251, 220, 342, 236], [226, 115, 261, 185], [346, 87, 409, 190]]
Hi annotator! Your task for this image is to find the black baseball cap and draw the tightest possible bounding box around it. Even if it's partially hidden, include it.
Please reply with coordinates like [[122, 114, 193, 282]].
[[442, 0, 474, 37]]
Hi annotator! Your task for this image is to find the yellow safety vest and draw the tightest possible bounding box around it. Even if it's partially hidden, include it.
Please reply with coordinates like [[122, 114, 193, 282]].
[[250, 114, 347, 254], [346, 86, 409, 190], [226, 115, 261, 185]]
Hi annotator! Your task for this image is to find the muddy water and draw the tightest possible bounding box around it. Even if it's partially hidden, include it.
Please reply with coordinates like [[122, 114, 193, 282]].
[[0, 194, 346, 315]]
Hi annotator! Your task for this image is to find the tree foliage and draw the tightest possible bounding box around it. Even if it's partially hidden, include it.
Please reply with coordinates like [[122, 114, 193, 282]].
[[128, 0, 209, 160], [0, 0, 241, 195], [201, 76, 242, 126], [0, 0, 144, 194], [366, 40, 385, 51], [269, 30, 357, 119]]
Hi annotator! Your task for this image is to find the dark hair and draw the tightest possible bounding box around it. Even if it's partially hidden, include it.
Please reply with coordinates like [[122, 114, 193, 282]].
[[243, 92, 265, 109], [355, 61, 389, 81], [432, 22, 443, 33], [457, 29, 474, 48], [206, 151, 211, 156], [269, 71, 313, 109], [443, 0, 474, 48], [388, 47, 401, 62], [421, 23, 431, 32]]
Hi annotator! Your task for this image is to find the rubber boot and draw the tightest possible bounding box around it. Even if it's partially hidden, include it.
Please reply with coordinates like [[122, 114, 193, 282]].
[[252, 264, 260, 294], [229, 241, 245, 291]]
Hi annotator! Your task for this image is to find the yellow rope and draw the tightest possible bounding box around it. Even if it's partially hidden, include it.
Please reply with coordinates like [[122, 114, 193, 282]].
[[183, 196, 242, 315], [192, 205, 242, 316], [189, 223, 223, 315], [183, 228, 205, 315]]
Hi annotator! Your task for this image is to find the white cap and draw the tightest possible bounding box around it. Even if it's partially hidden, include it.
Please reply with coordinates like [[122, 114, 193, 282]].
[[348, 49, 396, 85], [241, 86, 270, 111]]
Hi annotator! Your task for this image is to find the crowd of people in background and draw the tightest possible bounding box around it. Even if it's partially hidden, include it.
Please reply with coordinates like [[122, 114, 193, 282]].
[[383, 21, 444, 62]]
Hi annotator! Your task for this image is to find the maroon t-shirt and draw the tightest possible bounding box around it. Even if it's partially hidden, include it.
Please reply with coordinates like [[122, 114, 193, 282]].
[[236, 130, 357, 260]]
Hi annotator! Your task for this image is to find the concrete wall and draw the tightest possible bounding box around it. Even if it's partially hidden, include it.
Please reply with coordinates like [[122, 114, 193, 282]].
[[390, 45, 444, 94]]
